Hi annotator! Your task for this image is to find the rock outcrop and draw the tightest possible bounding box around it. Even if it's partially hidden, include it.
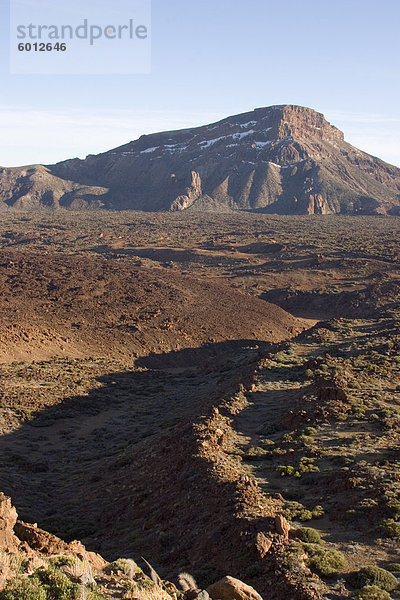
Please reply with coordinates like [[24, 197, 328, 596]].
[[0, 494, 19, 553], [13, 521, 107, 570], [0, 494, 108, 574], [14, 521, 68, 555], [274, 515, 291, 540]]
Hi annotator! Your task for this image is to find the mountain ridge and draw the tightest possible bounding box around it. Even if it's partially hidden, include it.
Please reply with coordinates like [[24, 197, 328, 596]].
[[1, 104, 400, 214]]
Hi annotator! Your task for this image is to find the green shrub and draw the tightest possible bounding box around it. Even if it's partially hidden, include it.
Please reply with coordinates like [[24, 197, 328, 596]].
[[276, 457, 319, 478], [244, 446, 269, 461], [0, 577, 47, 600], [35, 567, 80, 599], [282, 501, 324, 522], [352, 585, 391, 599], [381, 519, 400, 538], [298, 435, 313, 447], [295, 527, 322, 544], [138, 580, 154, 589], [260, 438, 275, 447], [387, 499, 400, 519], [279, 542, 306, 572], [312, 505, 324, 518], [304, 427, 317, 436], [271, 447, 286, 456], [298, 456, 319, 474], [47, 556, 76, 569], [305, 544, 346, 577], [277, 465, 297, 477], [347, 566, 398, 592]]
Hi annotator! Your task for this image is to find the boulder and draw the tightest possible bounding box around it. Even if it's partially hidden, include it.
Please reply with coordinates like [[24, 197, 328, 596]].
[[207, 576, 263, 600]]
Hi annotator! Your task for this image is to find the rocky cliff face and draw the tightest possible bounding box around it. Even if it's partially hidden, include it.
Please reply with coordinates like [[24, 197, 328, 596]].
[[1, 105, 400, 214], [273, 105, 344, 144]]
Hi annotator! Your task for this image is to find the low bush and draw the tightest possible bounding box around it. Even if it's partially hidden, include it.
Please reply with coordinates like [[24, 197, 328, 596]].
[[304, 544, 346, 577], [298, 435, 313, 447], [351, 585, 392, 599], [347, 566, 398, 592], [312, 505, 324, 518], [294, 527, 322, 544], [244, 446, 269, 460], [304, 427, 317, 435], [387, 499, 400, 519], [82, 590, 107, 600], [47, 556, 75, 569], [276, 457, 319, 478], [0, 577, 46, 600], [35, 567, 80, 599], [282, 501, 324, 522], [381, 519, 400, 538]]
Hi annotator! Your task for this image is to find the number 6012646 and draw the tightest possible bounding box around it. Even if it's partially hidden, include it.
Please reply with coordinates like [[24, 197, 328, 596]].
[[18, 42, 67, 51]]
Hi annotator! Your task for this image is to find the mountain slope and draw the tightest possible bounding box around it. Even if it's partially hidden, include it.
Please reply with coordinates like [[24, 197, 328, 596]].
[[0, 249, 306, 363], [1, 105, 400, 214]]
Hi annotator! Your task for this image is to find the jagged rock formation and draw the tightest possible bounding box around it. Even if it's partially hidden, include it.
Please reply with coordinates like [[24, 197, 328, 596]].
[[1, 105, 400, 214], [0, 493, 19, 553]]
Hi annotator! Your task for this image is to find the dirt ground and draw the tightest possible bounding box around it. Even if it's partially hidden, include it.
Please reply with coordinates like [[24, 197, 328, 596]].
[[0, 211, 399, 600]]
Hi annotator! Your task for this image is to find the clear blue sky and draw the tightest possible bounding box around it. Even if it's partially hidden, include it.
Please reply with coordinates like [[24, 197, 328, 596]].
[[1, 0, 399, 166]]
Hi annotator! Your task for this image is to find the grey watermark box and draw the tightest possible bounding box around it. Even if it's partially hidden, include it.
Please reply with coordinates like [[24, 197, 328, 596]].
[[10, 0, 151, 74]]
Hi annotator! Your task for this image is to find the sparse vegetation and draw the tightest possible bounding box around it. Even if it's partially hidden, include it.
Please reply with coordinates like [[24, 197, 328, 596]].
[[347, 566, 398, 592], [381, 519, 400, 539], [304, 544, 346, 577], [0, 577, 47, 600], [281, 501, 324, 522], [276, 456, 319, 478], [294, 527, 322, 544], [0, 213, 399, 600], [34, 567, 81, 599], [351, 586, 392, 600]]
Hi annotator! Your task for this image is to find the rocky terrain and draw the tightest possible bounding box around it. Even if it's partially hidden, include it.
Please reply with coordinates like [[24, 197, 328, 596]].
[[0, 211, 399, 600], [0, 249, 304, 364], [1, 105, 400, 214]]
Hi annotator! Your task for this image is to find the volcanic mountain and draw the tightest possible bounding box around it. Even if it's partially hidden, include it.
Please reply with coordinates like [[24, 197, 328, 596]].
[[1, 104, 400, 214]]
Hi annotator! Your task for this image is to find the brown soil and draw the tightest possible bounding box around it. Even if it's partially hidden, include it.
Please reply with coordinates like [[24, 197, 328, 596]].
[[0, 249, 305, 364], [0, 211, 399, 600]]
